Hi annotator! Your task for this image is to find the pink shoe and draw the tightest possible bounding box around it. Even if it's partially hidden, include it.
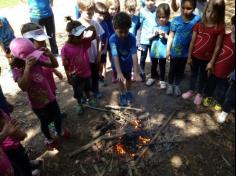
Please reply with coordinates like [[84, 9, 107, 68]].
[[194, 93, 203, 105], [182, 90, 194, 99]]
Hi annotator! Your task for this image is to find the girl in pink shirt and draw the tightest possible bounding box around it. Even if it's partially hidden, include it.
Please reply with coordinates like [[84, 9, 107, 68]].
[[10, 38, 70, 150], [61, 16, 96, 115], [182, 0, 225, 105]]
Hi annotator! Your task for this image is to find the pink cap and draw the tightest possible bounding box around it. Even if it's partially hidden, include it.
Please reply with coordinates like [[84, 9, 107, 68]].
[[9, 38, 44, 60]]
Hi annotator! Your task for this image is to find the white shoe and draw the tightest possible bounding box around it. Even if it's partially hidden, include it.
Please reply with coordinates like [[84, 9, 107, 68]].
[[166, 84, 174, 95], [217, 111, 228, 123], [160, 81, 166, 89], [32, 169, 41, 176], [174, 85, 181, 96], [146, 78, 155, 86]]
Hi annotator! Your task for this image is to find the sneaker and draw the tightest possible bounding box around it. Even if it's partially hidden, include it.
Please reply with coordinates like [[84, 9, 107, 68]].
[[44, 139, 59, 150], [203, 97, 214, 107], [217, 111, 228, 123], [214, 104, 222, 111], [173, 85, 181, 96], [140, 73, 146, 82], [146, 78, 155, 86], [94, 92, 102, 99], [76, 104, 84, 115], [119, 93, 128, 106], [166, 84, 174, 95], [193, 93, 203, 105], [87, 98, 97, 107], [32, 169, 41, 176], [160, 81, 166, 89], [58, 128, 71, 140], [126, 91, 133, 104], [182, 90, 195, 100]]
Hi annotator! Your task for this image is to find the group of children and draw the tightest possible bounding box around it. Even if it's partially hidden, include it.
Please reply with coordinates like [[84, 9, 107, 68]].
[[0, 0, 235, 175]]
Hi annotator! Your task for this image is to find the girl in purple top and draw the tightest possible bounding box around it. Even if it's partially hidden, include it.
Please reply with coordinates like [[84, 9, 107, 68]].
[[10, 38, 70, 150]]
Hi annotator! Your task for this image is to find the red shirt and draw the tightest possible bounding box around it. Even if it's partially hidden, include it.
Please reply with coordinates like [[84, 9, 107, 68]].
[[213, 33, 235, 79], [192, 23, 225, 61]]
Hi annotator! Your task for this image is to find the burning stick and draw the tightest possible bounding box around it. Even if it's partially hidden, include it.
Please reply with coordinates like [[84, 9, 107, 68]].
[[134, 110, 177, 165], [105, 105, 144, 112]]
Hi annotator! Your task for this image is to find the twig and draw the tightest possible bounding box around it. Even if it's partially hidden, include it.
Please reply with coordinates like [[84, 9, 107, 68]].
[[80, 164, 87, 174], [141, 139, 188, 146], [221, 155, 232, 167], [69, 132, 127, 158], [134, 110, 177, 164], [108, 155, 113, 172], [83, 104, 111, 113], [105, 105, 144, 112], [94, 164, 102, 176]]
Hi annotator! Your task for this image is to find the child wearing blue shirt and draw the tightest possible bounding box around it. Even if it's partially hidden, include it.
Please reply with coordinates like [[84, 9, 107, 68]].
[[124, 0, 141, 37], [166, 0, 201, 96], [0, 16, 15, 63], [109, 12, 141, 106], [146, 3, 171, 89], [139, 0, 157, 81]]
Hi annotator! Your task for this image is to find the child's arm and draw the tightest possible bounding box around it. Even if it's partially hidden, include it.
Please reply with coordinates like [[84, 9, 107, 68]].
[[114, 56, 126, 82], [61, 57, 72, 85], [206, 34, 224, 74], [53, 69, 63, 80], [166, 31, 175, 61], [187, 31, 197, 65], [39, 48, 59, 68], [132, 54, 142, 81], [17, 57, 37, 91]]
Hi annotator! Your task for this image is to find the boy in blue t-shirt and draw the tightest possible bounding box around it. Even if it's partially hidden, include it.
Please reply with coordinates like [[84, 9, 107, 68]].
[[109, 12, 141, 106], [0, 16, 15, 63]]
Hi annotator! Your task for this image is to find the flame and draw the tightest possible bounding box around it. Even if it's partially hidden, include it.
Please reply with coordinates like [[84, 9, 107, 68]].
[[130, 120, 141, 129], [115, 143, 126, 155], [139, 136, 151, 144]]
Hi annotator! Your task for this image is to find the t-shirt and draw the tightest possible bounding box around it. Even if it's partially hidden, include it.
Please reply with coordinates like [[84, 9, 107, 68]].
[[12, 56, 55, 109], [129, 15, 141, 37], [96, 20, 110, 52], [192, 23, 225, 61], [61, 40, 91, 78], [28, 0, 53, 19], [105, 16, 115, 37], [109, 33, 137, 73], [150, 22, 171, 59], [42, 68, 56, 94], [79, 19, 105, 63], [0, 16, 15, 51], [0, 147, 14, 176], [139, 7, 157, 45], [231, 70, 235, 81], [170, 14, 201, 58], [213, 33, 235, 79]]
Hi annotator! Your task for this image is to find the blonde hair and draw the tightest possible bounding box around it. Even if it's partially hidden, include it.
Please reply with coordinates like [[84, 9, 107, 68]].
[[106, 0, 120, 9], [78, 0, 95, 11], [124, 0, 137, 9]]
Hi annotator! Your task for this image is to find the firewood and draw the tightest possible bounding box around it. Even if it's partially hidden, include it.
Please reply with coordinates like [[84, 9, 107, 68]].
[[79, 164, 87, 174], [105, 105, 144, 112], [134, 110, 177, 164]]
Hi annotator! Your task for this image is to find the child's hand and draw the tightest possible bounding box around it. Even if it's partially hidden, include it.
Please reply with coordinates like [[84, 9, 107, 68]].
[[133, 72, 142, 82], [187, 57, 192, 65], [1, 120, 19, 137], [206, 62, 214, 77], [166, 52, 171, 62], [117, 72, 126, 83], [159, 30, 166, 38], [25, 57, 37, 70], [138, 46, 144, 52], [40, 47, 53, 57]]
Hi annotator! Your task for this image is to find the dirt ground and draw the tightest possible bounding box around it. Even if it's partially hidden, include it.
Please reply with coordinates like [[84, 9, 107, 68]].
[[0, 0, 235, 175]]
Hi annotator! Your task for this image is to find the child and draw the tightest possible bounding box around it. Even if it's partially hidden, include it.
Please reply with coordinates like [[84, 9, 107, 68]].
[[93, 2, 110, 86], [146, 3, 171, 88], [124, 0, 141, 37], [78, 0, 105, 99], [182, 0, 225, 104], [105, 0, 120, 83], [0, 16, 15, 63], [61, 17, 97, 114], [0, 110, 40, 176], [138, 0, 157, 82], [10, 38, 70, 150], [166, 0, 201, 96], [109, 12, 141, 106], [203, 15, 235, 111], [20, 22, 67, 120], [217, 70, 235, 123]]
